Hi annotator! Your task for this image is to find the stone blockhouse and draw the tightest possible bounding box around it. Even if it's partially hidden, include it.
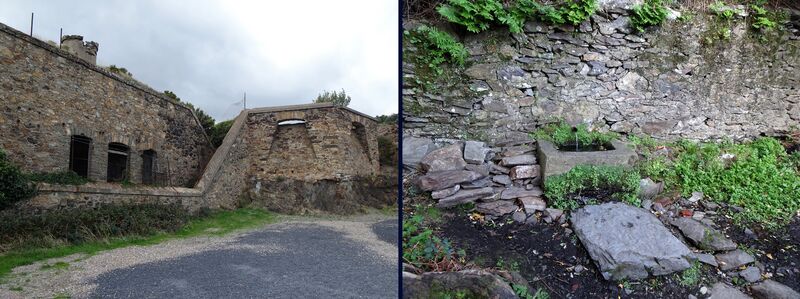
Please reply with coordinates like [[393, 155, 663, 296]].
[[0, 22, 214, 187], [0, 21, 387, 212]]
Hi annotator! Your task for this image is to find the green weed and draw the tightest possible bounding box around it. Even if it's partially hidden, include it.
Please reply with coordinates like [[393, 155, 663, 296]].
[[544, 165, 641, 210]]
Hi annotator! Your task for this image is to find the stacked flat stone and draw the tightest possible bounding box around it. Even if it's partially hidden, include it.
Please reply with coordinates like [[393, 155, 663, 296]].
[[416, 139, 548, 222]]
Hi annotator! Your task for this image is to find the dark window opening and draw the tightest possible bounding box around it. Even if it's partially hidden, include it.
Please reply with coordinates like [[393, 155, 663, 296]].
[[142, 150, 157, 185], [107, 142, 129, 182], [69, 135, 91, 178]]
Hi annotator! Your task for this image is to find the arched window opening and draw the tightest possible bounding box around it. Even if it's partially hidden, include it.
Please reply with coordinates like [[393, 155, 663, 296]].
[[69, 135, 92, 178], [277, 119, 306, 126], [141, 150, 157, 185], [107, 142, 129, 182]]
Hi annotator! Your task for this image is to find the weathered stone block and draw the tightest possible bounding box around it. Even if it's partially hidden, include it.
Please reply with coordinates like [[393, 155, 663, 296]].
[[537, 139, 637, 182]]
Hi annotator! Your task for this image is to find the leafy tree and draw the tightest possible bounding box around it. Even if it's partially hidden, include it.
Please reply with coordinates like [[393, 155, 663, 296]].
[[314, 89, 351, 107], [375, 114, 398, 124], [210, 119, 234, 147], [163, 90, 215, 138]]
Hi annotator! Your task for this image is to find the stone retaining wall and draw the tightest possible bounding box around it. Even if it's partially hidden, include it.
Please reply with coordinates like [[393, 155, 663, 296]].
[[403, 10, 800, 142]]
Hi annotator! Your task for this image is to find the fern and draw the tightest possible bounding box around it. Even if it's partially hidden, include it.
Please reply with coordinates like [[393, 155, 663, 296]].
[[630, 0, 668, 32], [404, 25, 468, 76], [436, 0, 504, 33]]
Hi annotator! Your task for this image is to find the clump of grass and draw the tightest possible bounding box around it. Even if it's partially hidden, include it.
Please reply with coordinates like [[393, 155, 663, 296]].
[[26, 171, 89, 185]]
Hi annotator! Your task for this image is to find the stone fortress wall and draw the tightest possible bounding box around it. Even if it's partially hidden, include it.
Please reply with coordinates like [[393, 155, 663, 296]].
[[0, 22, 213, 187], [403, 5, 800, 143], [0, 21, 388, 213]]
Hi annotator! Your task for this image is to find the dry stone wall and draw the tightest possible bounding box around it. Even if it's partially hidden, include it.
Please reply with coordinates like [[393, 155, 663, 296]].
[[0, 22, 213, 187], [403, 11, 800, 143]]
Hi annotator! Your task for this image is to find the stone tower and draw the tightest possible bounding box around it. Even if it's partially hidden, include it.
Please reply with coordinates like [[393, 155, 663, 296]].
[[60, 35, 98, 64]]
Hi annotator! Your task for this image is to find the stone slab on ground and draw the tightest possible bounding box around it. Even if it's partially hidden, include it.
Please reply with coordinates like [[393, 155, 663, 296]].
[[476, 200, 518, 217], [437, 187, 495, 208], [716, 249, 755, 271], [402, 270, 517, 299], [571, 202, 692, 281], [500, 187, 543, 200], [419, 170, 483, 191], [708, 282, 752, 299], [671, 217, 737, 251], [420, 144, 466, 172], [750, 280, 800, 299]]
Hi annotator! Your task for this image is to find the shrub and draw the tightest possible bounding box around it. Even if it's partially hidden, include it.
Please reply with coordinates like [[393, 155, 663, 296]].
[[210, 119, 234, 147], [750, 3, 780, 32], [404, 25, 469, 76], [377, 136, 398, 166], [27, 171, 89, 185], [0, 149, 36, 210], [314, 89, 352, 107], [709, 1, 743, 20], [0, 203, 189, 251], [531, 121, 617, 148], [630, 0, 668, 32], [544, 165, 641, 210]]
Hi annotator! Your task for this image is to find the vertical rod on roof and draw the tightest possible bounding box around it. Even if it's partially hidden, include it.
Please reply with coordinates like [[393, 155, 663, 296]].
[[30, 13, 33, 36], [244, 92, 247, 110], [59, 28, 62, 48]]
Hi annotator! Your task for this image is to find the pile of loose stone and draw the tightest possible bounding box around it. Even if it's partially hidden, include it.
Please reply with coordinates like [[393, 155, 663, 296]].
[[411, 139, 564, 224]]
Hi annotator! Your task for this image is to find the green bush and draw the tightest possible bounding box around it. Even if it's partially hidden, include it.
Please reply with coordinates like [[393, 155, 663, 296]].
[[665, 138, 800, 228], [404, 25, 469, 76], [544, 165, 641, 210], [630, 0, 668, 32], [27, 171, 89, 185], [0, 203, 189, 251], [377, 136, 397, 167], [531, 121, 617, 148], [0, 149, 36, 210]]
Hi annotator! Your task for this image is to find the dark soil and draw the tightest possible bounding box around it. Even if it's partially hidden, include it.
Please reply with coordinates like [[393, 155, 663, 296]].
[[435, 211, 717, 299], [714, 214, 800, 291]]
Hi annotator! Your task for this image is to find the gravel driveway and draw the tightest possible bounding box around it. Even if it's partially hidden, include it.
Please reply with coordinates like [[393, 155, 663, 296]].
[[0, 214, 398, 299]]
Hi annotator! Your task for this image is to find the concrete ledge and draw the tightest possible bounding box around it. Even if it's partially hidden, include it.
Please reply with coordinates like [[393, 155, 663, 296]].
[[25, 182, 204, 212], [537, 139, 637, 182]]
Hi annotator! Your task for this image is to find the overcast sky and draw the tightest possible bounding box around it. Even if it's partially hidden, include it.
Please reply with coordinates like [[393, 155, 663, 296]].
[[0, 0, 398, 121]]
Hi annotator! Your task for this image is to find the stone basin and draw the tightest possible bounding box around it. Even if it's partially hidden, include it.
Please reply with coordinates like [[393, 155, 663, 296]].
[[536, 139, 637, 182]]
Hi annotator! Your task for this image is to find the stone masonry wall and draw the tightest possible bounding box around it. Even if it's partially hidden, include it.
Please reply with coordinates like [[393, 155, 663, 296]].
[[0, 22, 213, 187], [403, 11, 800, 143], [247, 106, 380, 182]]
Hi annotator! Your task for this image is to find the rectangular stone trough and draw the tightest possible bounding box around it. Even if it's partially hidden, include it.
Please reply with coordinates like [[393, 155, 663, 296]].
[[536, 139, 637, 182]]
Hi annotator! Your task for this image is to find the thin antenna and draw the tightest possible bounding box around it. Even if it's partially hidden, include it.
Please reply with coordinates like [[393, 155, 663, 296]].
[[59, 28, 62, 48], [243, 92, 247, 110], [29, 13, 33, 36]]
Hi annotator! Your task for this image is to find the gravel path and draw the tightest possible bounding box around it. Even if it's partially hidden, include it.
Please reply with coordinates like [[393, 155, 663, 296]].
[[0, 213, 398, 298]]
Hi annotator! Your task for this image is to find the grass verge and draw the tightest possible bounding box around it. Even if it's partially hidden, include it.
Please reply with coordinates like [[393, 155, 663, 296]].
[[0, 208, 276, 280]]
